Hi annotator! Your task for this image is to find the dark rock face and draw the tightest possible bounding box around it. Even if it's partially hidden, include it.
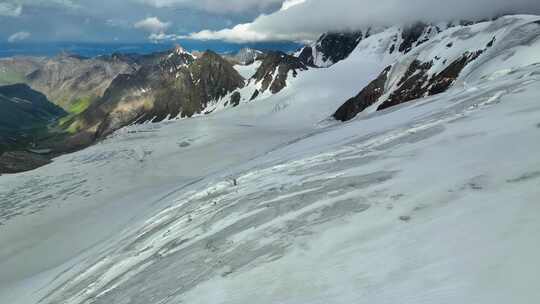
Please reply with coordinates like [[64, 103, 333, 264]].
[[486, 36, 496, 48], [250, 89, 260, 101], [317, 32, 364, 64], [387, 24, 450, 57], [297, 46, 315, 66], [333, 66, 391, 121], [252, 52, 308, 95], [399, 22, 428, 53], [298, 31, 363, 67], [190, 51, 245, 102], [0, 151, 51, 174], [143, 51, 244, 122], [428, 51, 484, 95], [377, 60, 433, 111], [230, 92, 241, 107]]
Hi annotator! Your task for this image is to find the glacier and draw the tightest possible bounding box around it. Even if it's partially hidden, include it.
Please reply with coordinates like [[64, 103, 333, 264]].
[[1, 15, 540, 304]]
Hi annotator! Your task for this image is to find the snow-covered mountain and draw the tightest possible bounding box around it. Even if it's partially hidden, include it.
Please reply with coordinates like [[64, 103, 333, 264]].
[[334, 17, 540, 120], [1, 14, 540, 304], [58, 47, 244, 150]]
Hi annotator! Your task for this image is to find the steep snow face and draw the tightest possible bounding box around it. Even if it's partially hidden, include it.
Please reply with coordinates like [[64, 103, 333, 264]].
[[233, 60, 262, 80], [1, 14, 540, 304], [2, 57, 539, 304]]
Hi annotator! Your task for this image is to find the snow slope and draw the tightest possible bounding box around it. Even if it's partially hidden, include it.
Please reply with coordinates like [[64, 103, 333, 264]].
[[1, 15, 540, 304], [234, 61, 261, 79]]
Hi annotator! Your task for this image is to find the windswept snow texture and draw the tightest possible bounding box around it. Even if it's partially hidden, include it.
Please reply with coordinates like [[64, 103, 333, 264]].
[[1, 15, 540, 304]]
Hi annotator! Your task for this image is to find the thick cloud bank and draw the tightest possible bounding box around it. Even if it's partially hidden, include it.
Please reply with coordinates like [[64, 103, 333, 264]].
[[188, 0, 540, 42]]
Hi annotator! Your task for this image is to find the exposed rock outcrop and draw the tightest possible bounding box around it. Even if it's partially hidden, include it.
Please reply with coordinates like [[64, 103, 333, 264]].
[[377, 51, 483, 111], [298, 31, 364, 67], [252, 52, 308, 95], [229, 91, 241, 107], [398, 22, 429, 53], [333, 66, 391, 121]]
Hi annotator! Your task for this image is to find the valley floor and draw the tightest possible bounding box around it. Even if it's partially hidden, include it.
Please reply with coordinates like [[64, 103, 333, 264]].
[[1, 61, 540, 303]]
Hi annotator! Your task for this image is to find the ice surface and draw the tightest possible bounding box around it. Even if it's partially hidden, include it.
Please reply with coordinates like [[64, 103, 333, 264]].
[[234, 61, 262, 79]]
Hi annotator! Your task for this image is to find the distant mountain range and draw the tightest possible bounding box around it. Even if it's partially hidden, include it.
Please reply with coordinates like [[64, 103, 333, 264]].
[[1, 15, 540, 173], [0, 41, 301, 59]]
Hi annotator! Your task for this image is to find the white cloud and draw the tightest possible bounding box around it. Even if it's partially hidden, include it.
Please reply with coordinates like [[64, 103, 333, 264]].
[[0, 3, 22, 17], [186, 0, 540, 43], [148, 32, 181, 41], [134, 17, 171, 33], [187, 23, 313, 43], [8, 31, 31, 43]]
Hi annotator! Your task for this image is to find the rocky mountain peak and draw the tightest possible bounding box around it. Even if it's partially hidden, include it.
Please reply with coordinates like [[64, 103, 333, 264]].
[[73, 48, 245, 140], [190, 50, 245, 101], [222, 48, 265, 66], [173, 43, 188, 56], [236, 48, 264, 65], [159, 46, 195, 75]]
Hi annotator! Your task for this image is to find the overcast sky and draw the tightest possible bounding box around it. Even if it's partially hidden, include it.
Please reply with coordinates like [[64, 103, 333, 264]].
[[1, 0, 540, 43]]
